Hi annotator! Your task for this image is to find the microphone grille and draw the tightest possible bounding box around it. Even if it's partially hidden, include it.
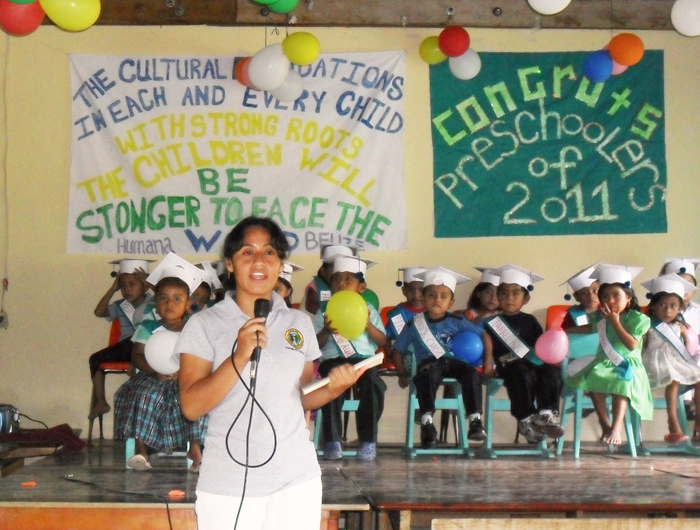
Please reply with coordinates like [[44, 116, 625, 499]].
[[254, 298, 272, 318]]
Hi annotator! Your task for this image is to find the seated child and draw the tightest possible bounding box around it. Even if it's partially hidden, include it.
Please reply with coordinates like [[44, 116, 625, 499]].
[[565, 264, 652, 445], [314, 255, 386, 461], [641, 273, 700, 443], [386, 267, 427, 386], [393, 267, 486, 447], [304, 244, 356, 315], [462, 268, 500, 324], [659, 259, 700, 333], [88, 258, 152, 420], [114, 254, 209, 471], [482, 264, 565, 444], [561, 263, 600, 330], [192, 261, 221, 312], [275, 261, 304, 308]]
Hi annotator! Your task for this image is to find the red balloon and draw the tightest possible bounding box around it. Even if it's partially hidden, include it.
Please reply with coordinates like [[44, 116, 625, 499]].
[[0, 0, 44, 36], [438, 26, 470, 57]]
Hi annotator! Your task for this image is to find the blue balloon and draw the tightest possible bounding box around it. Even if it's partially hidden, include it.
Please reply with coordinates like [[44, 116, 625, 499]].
[[583, 50, 613, 83], [451, 331, 484, 366]]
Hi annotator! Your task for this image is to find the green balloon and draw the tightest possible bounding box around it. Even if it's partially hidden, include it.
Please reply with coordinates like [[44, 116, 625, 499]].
[[268, 0, 299, 14], [361, 288, 380, 311], [252, 0, 278, 4], [7, 0, 37, 4]]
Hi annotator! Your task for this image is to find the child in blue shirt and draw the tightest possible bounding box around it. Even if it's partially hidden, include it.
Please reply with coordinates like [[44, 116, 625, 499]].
[[393, 266, 486, 448], [314, 255, 386, 461]]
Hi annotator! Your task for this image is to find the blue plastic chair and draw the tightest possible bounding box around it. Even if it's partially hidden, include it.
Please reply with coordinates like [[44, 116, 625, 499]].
[[477, 377, 554, 459], [556, 333, 637, 458]]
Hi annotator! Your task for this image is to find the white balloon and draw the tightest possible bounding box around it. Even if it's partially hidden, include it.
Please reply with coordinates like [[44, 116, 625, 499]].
[[144, 330, 181, 376], [448, 48, 482, 81], [527, 0, 572, 16], [672, 0, 700, 37], [248, 43, 292, 92], [270, 69, 304, 102], [566, 355, 596, 378]]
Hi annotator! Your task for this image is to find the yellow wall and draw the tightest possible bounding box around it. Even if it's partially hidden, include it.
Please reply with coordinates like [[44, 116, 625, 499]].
[[0, 26, 698, 443]]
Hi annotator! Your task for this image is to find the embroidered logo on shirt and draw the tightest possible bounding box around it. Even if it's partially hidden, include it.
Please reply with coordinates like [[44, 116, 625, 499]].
[[285, 328, 304, 349]]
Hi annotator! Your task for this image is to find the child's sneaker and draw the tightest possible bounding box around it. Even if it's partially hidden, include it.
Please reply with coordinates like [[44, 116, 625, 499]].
[[518, 416, 544, 444], [357, 442, 376, 461], [534, 410, 565, 439], [467, 418, 486, 441], [420, 422, 438, 448], [323, 441, 343, 460]]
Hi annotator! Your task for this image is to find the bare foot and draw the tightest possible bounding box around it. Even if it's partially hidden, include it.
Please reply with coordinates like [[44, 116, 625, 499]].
[[603, 426, 623, 445], [88, 401, 111, 420]]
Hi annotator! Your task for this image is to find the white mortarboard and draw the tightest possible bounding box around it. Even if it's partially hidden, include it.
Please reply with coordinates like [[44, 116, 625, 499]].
[[641, 273, 697, 300], [109, 258, 154, 277], [396, 267, 429, 287], [661, 258, 700, 279], [474, 267, 500, 287], [332, 255, 376, 277], [560, 262, 601, 298], [591, 263, 643, 287], [321, 244, 357, 264], [493, 264, 544, 291], [415, 266, 470, 293], [280, 261, 305, 283], [211, 259, 227, 277], [197, 261, 223, 290], [147, 252, 208, 294]]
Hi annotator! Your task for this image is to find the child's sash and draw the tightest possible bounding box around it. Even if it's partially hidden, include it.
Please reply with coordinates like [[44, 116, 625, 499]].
[[653, 321, 695, 364], [117, 300, 136, 325], [568, 306, 589, 326], [413, 313, 446, 359], [597, 318, 633, 380], [390, 313, 407, 336], [332, 332, 359, 358], [486, 316, 530, 359]]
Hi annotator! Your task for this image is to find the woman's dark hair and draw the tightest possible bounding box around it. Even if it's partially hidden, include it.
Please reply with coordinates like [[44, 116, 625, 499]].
[[598, 282, 641, 312], [155, 276, 190, 296], [649, 292, 685, 322], [222, 216, 290, 261], [467, 282, 494, 310]]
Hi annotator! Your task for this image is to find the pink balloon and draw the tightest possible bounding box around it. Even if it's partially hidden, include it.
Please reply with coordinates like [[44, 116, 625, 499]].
[[686, 327, 699, 356], [611, 60, 628, 76], [535, 329, 569, 364]]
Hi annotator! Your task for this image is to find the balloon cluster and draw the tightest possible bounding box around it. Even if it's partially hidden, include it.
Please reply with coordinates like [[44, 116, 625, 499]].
[[527, 0, 571, 16], [671, 0, 700, 37], [251, 0, 298, 15], [0, 0, 100, 36], [583, 33, 644, 83], [419, 26, 481, 81], [235, 32, 320, 102]]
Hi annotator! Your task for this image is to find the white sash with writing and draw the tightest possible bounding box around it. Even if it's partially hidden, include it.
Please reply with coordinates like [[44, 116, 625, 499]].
[[597, 318, 625, 366], [391, 313, 406, 336], [118, 300, 136, 325], [332, 332, 359, 359], [413, 313, 446, 359], [486, 316, 530, 358], [320, 290, 331, 303], [655, 321, 695, 364]]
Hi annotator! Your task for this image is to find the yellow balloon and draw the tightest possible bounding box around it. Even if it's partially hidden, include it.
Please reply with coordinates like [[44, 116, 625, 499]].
[[419, 36, 447, 65], [325, 291, 368, 341], [282, 32, 321, 66], [40, 0, 101, 32]]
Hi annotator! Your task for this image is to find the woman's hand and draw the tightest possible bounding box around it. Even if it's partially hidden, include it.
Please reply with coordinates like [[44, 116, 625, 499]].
[[326, 362, 361, 396], [232, 316, 268, 363]]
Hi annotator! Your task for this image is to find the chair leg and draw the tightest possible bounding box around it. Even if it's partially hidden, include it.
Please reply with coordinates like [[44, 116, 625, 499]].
[[88, 386, 97, 444]]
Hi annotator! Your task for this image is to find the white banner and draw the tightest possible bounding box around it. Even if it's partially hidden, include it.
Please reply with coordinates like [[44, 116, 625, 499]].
[[68, 51, 407, 255]]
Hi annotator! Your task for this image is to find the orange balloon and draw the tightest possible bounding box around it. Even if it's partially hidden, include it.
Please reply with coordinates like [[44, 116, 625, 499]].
[[607, 33, 644, 66], [234, 57, 255, 88]]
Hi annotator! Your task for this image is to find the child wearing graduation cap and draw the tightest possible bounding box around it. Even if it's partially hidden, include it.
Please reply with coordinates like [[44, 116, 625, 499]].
[[392, 267, 487, 447], [463, 268, 501, 324], [565, 264, 652, 445], [482, 265, 565, 444], [386, 267, 428, 385], [304, 244, 357, 315], [114, 253, 209, 471], [642, 274, 700, 443], [275, 262, 304, 307], [560, 263, 600, 330], [88, 258, 153, 421], [314, 255, 387, 461], [659, 259, 700, 333]]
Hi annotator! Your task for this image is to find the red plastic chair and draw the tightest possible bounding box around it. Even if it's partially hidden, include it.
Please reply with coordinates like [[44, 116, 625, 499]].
[[546, 305, 570, 330]]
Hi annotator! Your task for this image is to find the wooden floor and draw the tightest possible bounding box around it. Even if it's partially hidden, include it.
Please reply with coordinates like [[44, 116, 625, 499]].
[[1, 440, 700, 529]]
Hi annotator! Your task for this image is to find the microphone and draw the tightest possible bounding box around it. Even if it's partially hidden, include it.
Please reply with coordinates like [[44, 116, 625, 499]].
[[249, 298, 272, 381]]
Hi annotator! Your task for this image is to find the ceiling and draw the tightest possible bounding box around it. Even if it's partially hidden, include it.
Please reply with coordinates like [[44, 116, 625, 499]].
[[95, 0, 677, 30]]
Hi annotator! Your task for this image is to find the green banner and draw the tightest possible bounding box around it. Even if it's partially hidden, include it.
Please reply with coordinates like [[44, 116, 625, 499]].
[[430, 51, 667, 238]]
